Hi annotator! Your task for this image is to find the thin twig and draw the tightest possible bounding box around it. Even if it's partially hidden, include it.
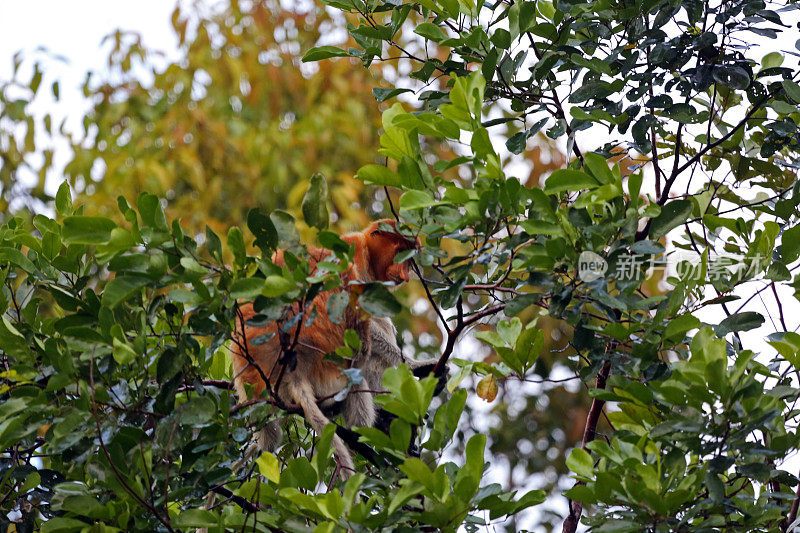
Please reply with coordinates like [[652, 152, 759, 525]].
[[89, 351, 176, 533], [771, 283, 788, 332]]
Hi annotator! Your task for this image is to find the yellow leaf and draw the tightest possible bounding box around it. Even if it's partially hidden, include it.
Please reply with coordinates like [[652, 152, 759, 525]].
[[476, 375, 498, 402], [256, 451, 281, 483]]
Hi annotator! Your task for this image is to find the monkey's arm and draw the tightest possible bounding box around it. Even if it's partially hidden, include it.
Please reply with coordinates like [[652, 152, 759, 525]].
[[370, 318, 439, 368], [369, 317, 447, 392]]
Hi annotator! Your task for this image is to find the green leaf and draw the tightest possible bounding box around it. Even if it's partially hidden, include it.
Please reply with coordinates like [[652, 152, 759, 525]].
[[55, 181, 72, 216], [379, 365, 431, 424], [521, 220, 562, 236], [783, 80, 800, 103], [62, 216, 117, 244], [137, 193, 169, 231], [180, 257, 206, 277], [399, 190, 444, 210], [517, 1, 538, 33], [356, 164, 403, 187], [768, 331, 800, 369], [101, 275, 150, 308], [326, 292, 349, 324], [761, 51, 783, 70], [21, 471, 41, 493], [157, 348, 185, 382], [230, 278, 265, 299], [312, 424, 335, 475], [713, 65, 750, 90], [543, 169, 599, 194], [475, 330, 506, 348], [504, 293, 542, 316], [570, 53, 613, 76], [414, 22, 447, 42], [582, 152, 614, 184], [270, 210, 300, 245], [514, 488, 547, 512], [0, 246, 38, 275], [566, 448, 594, 478], [227, 226, 246, 267], [205, 225, 223, 261], [372, 87, 413, 102], [663, 314, 701, 343], [247, 208, 278, 253], [112, 338, 137, 365], [506, 131, 528, 154], [172, 509, 219, 528], [716, 312, 764, 335], [262, 275, 296, 297], [302, 46, 349, 62], [497, 318, 522, 346], [564, 484, 597, 504], [464, 433, 486, 481], [490, 29, 511, 49], [318, 230, 350, 254], [649, 199, 693, 239], [388, 480, 424, 515], [704, 471, 724, 504], [359, 283, 402, 317], [302, 173, 329, 230], [515, 327, 543, 372], [179, 396, 216, 425], [399, 458, 439, 494], [40, 517, 89, 533], [284, 457, 318, 490], [57, 494, 107, 520], [470, 126, 495, 157], [782, 225, 800, 263]]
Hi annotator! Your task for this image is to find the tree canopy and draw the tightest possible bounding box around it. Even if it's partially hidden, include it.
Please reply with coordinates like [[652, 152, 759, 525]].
[[2, 0, 800, 531]]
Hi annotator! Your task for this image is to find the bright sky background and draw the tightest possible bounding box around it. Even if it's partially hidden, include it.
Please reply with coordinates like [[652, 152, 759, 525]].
[[0, 1, 180, 196]]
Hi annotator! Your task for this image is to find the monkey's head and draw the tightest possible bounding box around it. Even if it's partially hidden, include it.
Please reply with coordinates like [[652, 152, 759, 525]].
[[365, 219, 419, 285]]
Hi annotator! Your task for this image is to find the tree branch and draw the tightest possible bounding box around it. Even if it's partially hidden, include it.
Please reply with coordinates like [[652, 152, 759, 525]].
[[783, 473, 800, 531], [89, 352, 176, 533], [562, 359, 611, 533]]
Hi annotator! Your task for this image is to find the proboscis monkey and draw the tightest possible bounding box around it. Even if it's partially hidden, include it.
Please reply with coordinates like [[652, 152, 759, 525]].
[[232, 219, 438, 477]]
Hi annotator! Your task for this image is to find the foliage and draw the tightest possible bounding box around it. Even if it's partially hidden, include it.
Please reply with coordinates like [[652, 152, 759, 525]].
[[3, 0, 800, 531], [300, 0, 800, 529], [61, 0, 389, 235], [0, 51, 60, 215], [0, 187, 542, 532]]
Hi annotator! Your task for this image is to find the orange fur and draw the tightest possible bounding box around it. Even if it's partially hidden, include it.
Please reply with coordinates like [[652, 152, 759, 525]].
[[230, 219, 418, 475]]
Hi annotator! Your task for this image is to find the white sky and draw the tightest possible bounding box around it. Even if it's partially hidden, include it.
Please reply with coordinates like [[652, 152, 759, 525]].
[[0, 1, 177, 86], [0, 1, 180, 196]]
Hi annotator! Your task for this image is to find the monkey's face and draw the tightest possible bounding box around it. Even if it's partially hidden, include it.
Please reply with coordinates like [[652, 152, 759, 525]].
[[367, 222, 419, 285], [384, 256, 411, 284]]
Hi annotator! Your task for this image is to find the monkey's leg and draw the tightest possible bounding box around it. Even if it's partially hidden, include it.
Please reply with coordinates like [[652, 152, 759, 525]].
[[345, 338, 383, 429], [233, 418, 283, 472], [286, 376, 355, 478], [343, 382, 376, 429], [371, 317, 442, 381]]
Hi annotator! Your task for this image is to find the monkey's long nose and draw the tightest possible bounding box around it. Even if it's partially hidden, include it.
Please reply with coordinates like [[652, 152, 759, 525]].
[[395, 266, 410, 283]]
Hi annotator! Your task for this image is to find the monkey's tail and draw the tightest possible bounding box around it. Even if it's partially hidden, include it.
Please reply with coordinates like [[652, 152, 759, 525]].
[[287, 377, 355, 479]]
